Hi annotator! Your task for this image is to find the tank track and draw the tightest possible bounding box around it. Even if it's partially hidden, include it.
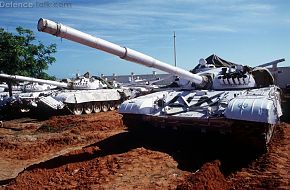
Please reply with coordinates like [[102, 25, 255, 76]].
[[122, 114, 276, 153]]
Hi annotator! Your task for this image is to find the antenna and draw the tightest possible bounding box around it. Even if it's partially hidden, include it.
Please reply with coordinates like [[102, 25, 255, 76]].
[[173, 32, 177, 67]]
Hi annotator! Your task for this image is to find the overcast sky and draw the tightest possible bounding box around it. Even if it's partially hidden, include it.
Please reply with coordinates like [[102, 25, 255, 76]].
[[1, 0, 289, 78]]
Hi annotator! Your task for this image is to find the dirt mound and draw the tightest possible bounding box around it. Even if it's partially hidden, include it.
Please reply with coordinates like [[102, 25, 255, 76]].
[[5, 147, 183, 189], [37, 111, 123, 133], [177, 160, 229, 190]]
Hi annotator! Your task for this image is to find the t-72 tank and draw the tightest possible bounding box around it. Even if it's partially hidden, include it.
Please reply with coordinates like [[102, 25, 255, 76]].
[[38, 18, 283, 150], [0, 72, 132, 115]]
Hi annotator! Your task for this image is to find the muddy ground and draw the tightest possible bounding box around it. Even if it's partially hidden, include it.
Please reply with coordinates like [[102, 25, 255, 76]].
[[0, 111, 289, 189]]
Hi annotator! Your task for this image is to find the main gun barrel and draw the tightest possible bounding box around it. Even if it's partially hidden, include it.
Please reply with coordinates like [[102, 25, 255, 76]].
[[0, 73, 68, 88], [37, 18, 206, 86], [257, 58, 285, 68]]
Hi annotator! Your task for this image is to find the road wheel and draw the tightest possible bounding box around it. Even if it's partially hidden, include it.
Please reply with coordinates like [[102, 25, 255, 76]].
[[72, 104, 83, 115], [109, 102, 116, 111], [20, 108, 30, 113], [101, 102, 109, 112], [93, 102, 101, 113], [84, 103, 93, 114]]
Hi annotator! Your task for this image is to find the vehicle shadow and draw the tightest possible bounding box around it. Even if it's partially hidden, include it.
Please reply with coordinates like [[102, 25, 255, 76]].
[[25, 126, 263, 177], [281, 99, 290, 123]]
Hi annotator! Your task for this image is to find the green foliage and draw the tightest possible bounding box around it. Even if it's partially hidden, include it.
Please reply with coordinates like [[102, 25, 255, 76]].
[[0, 26, 56, 79]]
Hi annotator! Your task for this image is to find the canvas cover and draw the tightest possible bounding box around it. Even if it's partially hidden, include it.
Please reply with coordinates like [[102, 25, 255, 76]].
[[205, 54, 238, 67], [191, 54, 238, 73]]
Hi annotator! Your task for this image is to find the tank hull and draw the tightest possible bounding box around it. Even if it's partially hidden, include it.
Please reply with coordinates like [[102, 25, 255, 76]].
[[0, 88, 132, 116], [119, 86, 281, 151], [38, 88, 132, 115]]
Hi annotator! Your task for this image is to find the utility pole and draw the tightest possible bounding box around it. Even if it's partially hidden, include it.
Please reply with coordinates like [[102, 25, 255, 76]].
[[173, 32, 177, 67]]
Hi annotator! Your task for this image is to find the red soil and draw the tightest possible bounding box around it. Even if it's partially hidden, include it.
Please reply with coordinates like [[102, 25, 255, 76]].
[[0, 111, 289, 189]]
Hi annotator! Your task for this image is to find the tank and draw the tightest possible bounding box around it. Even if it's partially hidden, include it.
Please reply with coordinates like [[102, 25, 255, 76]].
[[0, 72, 132, 115], [121, 74, 161, 96], [38, 18, 284, 151], [0, 74, 60, 113]]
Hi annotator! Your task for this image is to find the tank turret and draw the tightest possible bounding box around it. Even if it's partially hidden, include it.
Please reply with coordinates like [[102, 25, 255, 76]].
[[0, 73, 110, 91], [37, 18, 284, 91]]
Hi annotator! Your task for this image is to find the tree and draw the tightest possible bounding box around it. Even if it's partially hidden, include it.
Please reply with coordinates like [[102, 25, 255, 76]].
[[0, 27, 56, 96]]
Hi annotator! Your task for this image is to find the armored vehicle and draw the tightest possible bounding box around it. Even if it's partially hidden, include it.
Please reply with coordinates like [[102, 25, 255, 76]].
[[0, 73, 132, 115], [38, 18, 283, 150]]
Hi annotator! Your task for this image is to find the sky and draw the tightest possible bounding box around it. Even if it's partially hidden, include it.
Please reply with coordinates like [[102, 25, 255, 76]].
[[0, 0, 290, 78]]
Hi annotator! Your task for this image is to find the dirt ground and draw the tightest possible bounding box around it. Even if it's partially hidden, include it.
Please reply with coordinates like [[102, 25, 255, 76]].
[[0, 111, 289, 189]]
